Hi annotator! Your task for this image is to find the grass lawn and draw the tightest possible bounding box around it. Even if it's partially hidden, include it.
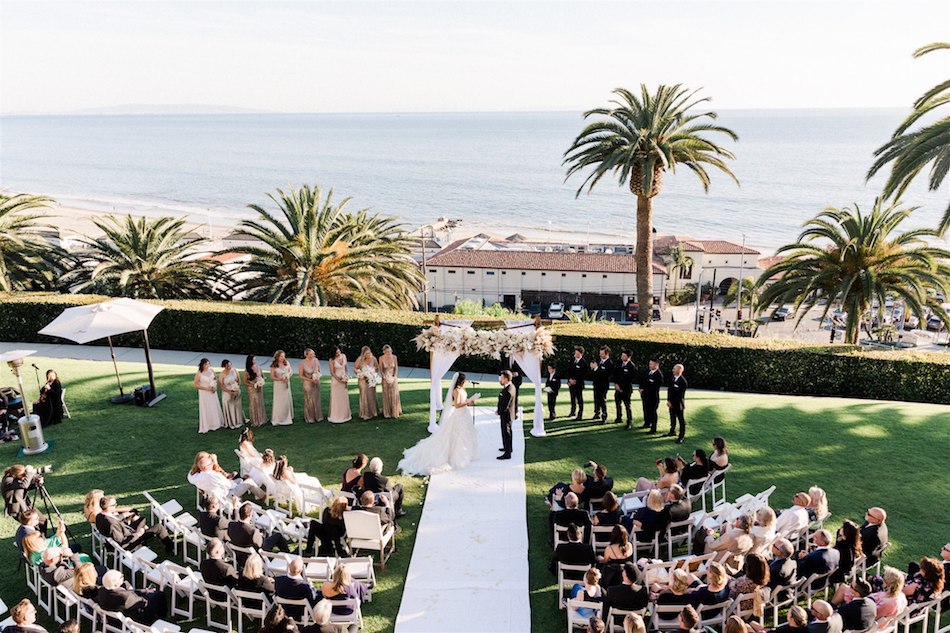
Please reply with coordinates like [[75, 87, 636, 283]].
[[0, 356, 435, 633], [523, 390, 950, 633]]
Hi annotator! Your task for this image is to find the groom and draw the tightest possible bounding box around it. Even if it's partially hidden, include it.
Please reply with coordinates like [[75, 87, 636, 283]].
[[497, 370, 516, 460]]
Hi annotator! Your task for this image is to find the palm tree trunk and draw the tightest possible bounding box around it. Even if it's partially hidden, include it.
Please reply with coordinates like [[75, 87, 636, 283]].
[[635, 194, 654, 324]]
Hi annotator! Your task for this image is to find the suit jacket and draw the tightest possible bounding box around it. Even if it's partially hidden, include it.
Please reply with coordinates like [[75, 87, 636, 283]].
[[552, 508, 591, 532], [361, 471, 394, 494], [567, 357, 587, 385], [769, 557, 798, 589], [549, 541, 596, 573], [860, 523, 888, 565], [545, 371, 561, 394], [40, 553, 82, 586], [580, 476, 614, 506], [95, 512, 137, 548], [592, 358, 614, 387], [199, 558, 239, 588], [237, 575, 275, 596], [614, 360, 636, 390], [798, 547, 840, 579], [837, 597, 877, 633], [199, 511, 229, 541], [497, 384, 515, 419], [640, 368, 664, 398], [274, 574, 319, 604], [96, 586, 146, 615], [228, 521, 264, 549], [807, 615, 843, 633], [663, 499, 692, 533], [604, 582, 649, 612], [668, 374, 688, 408], [500, 356, 524, 387], [1, 473, 39, 520]]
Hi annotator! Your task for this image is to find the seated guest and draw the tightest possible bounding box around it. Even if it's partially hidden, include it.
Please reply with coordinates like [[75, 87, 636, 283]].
[[635, 457, 679, 493], [860, 508, 888, 568], [726, 615, 751, 633], [361, 457, 406, 518], [57, 621, 78, 633], [774, 492, 812, 537], [549, 523, 596, 573], [260, 604, 296, 633], [833, 579, 876, 632], [341, 454, 368, 493], [797, 529, 840, 579], [580, 462, 614, 507], [830, 520, 862, 584], [551, 492, 591, 544], [688, 561, 731, 606], [199, 538, 239, 596], [705, 513, 754, 573], [228, 503, 290, 565], [941, 543, 950, 585], [624, 612, 647, 633], [653, 569, 692, 621], [710, 437, 729, 471], [198, 496, 229, 541], [748, 604, 808, 633], [237, 552, 276, 596], [768, 538, 798, 591], [83, 490, 104, 525], [807, 600, 842, 633], [593, 492, 623, 526], [598, 525, 634, 587], [807, 486, 829, 524], [32, 369, 64, 427], [630, 489, 666, 539], [547, 468, 587, 511], [22, 523, 91, 566], [676, 605, 700, 633], [568, 567, 603, 618], [603, 561, 649, 613], [272, 455, 329, 513], [900, 557, 944, 604], [868, 567, 907, 619], [39, 546, 85, 586], [729, 554, 770, 619], [3, 599, 48, 633], [750, 507, 777, 556], [663, 485, 692, 529], [320, 565, 368, 617], [188, 451, 265, 504], [73, 562, 101, 600], [311, 599, 356, 633], [275, 557, 321, 620], [588, 616, 606, 633], [238, 428, 263, 463], [15, 508, 46, 553], [355, 490, 395, 531], [96, 495, 172, 553], [305, 496, 349, 558], [676, 450, 711, 495], [97, 569, 166, 625]]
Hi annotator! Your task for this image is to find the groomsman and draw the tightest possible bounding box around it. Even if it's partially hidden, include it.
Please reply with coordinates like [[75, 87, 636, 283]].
[[666, 363, 688, 444], [591, 346, 614, 424], [613, 351, 636, 429], [500, 354, 524, 403], [545, 363, 561, 420], [567, 347, 587, 421], [639, 359, 663, 433]]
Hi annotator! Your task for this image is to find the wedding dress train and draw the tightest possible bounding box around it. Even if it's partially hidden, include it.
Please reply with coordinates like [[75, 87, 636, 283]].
[[399, 382, 478, 476]]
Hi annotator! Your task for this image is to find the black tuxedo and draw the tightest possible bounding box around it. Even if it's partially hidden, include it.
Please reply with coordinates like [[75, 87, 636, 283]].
[[551, 508, 592, 541], [566, 356, 587, 418], [500, 355, 524, 401], [199, 510, 228, 541], [274, 575, 320, 619], [545, 370, 561, 419], [859, 522, 888, 566], [362, 471, 405, 516], [497, 383, 515, 456], [603, 582, 649, 612], [667, 373, 688, 440], [96, 511, 170, 552], [613, 360, 636, 425], [227, 520, 289, 567], [639, 368, 664, 431], [592, 357, 614, 422], [549, 540, 596, 573]]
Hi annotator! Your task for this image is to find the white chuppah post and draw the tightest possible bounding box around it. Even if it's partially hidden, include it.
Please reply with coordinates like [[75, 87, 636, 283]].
[[505, 319, 546, 437], [428, 318, 473, 433]]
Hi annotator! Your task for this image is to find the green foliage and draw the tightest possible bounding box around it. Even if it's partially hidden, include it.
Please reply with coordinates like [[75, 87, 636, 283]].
[[452, 299, 525, 317], [0, 192, 66, 292], [3, 292, 950, 403], [565, 308, 607, 323], [227, 185, 423, 309], [722, 277, 759, 309]]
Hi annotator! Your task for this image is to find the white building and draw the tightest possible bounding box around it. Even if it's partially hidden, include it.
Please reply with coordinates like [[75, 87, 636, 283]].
[[653, 236, 761, 295]]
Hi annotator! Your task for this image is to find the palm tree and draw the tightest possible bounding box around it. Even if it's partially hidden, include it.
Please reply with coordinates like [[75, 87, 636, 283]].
[[564, 84, 739, 324], [867, 42, 950, 230], [67, 214, 226, 299], [756, 199, 950, 344], [0, 192, 65, 291], [722, 277, 758, 310], [666, 243, 693, 297], [228, 185, 423, 308]]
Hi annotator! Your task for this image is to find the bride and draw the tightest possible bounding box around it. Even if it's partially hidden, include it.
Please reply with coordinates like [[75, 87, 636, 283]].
[[398, 372, 478, 475]]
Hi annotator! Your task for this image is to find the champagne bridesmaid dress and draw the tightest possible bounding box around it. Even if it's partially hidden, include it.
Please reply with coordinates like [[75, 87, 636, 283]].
[[271, 363, 294, 426], [357, 360, 379, 420], [301, 359, 324, 423], [381, 358, 402, 418], [245, 370, 266, 426], [327, 357, 352, 424], [221, 368, 245, 428], [197, 370, 225, 434]]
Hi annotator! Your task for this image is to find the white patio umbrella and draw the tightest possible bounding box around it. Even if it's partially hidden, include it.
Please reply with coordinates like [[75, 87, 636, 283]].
[[38, 298, 165, 405]]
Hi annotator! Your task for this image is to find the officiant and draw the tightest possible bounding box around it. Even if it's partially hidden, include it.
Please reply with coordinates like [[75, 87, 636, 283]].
[[499, 354, 524, 402]]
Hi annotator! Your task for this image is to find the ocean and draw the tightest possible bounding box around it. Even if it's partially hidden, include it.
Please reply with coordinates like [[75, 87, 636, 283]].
[[0, 109, 945, 250]]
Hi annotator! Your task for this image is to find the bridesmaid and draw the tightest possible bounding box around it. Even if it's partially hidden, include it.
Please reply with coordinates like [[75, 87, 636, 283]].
[[219, 359, 245, 428], [380, 344, 402, 419], [194, 358, 224, 434], [327, 346, 352, 424], [270, 350, 294, 426], [354, 346, 380, 420], [299, 348, 324, 423], [244, 355, 267, 426]]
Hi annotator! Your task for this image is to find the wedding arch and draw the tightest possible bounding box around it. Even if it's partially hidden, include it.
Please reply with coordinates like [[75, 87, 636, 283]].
[[413, 315, 555, 437]]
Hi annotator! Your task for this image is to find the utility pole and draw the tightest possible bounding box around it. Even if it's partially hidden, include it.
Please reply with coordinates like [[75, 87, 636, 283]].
[[420, 226, 430, 312], [734, 234, 746, 335], [694, 270, 704, 331]]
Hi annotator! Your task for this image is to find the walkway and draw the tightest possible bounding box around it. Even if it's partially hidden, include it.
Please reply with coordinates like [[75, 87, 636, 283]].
[[394, 406, 531, 633]]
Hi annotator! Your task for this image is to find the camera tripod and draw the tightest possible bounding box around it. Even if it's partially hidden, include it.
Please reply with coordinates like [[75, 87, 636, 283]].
[[32, 480, 78, 544]]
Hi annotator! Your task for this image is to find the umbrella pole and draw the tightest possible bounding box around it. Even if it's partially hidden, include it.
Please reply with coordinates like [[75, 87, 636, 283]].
[[142, 329, 157, 397], [108, 336, 126, 396]]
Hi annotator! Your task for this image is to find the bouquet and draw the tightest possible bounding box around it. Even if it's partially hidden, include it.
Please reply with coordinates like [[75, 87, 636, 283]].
[[357, 366, 380, 388], [253, 376, 265, 389]]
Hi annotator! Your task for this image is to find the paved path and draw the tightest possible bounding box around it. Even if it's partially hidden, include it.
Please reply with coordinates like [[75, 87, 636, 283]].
[[394, 406, 530, 633]]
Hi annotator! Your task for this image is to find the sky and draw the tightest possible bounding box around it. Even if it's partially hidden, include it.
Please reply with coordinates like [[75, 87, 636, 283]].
[[1, 0, 948, 114]]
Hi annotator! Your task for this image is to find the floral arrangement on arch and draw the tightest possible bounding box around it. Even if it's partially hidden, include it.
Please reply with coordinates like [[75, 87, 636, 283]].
[[413, 325, 555, 359]]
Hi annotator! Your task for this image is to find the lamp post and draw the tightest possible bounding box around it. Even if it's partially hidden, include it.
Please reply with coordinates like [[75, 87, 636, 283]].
[[419, 225, 433, 313], [694, 270, 705, 331], [734, 234, 746, 335], [0, 349, 37, 405]]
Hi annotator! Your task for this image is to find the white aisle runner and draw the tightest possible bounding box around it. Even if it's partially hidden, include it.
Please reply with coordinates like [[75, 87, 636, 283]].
[[395, 406, 531, 632]]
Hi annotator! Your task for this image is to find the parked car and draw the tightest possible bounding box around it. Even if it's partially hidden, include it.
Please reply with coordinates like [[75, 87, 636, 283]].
[[527, 301, 542, 316], [625, 302, 639, 321], [902, 314, 920, 329], [926, 316, 945, 331], [772, 307, 791, 321], [547, 302, 565, 320], [569, 304, 584, 317]]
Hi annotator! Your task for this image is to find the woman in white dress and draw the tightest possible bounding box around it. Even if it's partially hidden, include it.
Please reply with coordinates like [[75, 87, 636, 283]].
[[270, 350, 294, 425], [194, 358, 224, 434], [398, 372, 478, 475]]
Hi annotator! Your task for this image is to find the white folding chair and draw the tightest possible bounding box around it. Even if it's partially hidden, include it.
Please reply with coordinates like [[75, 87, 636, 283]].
[[607, 607, 646, 633], [343, 509, 396, 568], [933, 590, 950, 633], [327, 597, 364, 630], [339, 556, 376, 600], [567, 598, 604, 632], [697, 599, 733, 630], [231, 589, 271, 633], [164, 563, 203, 621], [260, 550, 289, 577], [557, 562, 591, 610], [75, 595, 99, 632], [632, 528, 661, 559], [61, 388, 71, 418], [53, 585, 79, 624], [648, 604, 684, 631], [300, 554, 335, 585], [727, 590, 765, 626], [798, 571, 833, 607], [663, 517, 695, 559], [896, 598, 938, 633], [199, 580, 235, 632], [272, 597, 313, 625], [767, 576, 806, 628], [94, 605, 127, 633], [590, 525, 616, 556], [35, 569, 54, 615]]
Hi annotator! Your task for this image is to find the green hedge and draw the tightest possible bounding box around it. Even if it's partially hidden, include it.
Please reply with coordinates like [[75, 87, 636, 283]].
[[2, 292, 950, 404]]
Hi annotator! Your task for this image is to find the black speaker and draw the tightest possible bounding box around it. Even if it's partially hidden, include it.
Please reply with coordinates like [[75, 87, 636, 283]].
[[133, 385, 154, 406]]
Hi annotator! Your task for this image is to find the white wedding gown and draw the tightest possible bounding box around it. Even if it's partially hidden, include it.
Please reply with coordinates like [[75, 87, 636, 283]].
[[399, 388, 479, 475]]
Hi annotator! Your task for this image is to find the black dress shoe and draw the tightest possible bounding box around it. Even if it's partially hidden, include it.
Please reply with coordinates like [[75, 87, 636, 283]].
[[614, 418, 623, 425], [625, 424, 632, 430], [648, 429, 657, 434], [640, 423, 650, 429], [499, 448, 506, 452], [497, 453, 512, 460], [675, 438, 685, 444], [665, 432, 676, 437], [396, 509, 408, 518]]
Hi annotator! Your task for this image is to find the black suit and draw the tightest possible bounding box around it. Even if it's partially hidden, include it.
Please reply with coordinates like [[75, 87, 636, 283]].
[[200, 558, 239, 591], [592, 357, 614, 422], [96, 511, 170, 552], [2, 472, 39, 521], [274, 575, 320, 620], [603, 582, 649, 613], [769, 557, 798, 590], [807, 615, 843, 633], [551, 508, 591, 541], [362, 471, 405, 517], [545, 370, 561, 419], [198, 510, 228, 541], [567, 356, 587, 418], [837, 597, 876, 633], [613, 360, 636, 425], [501, 356, 524, 402], [859, 522, 888, 566], [639, 368, 664, 431], [667, 374, 688, 440], [549, 541, 596, 573], [798, 547, 840, 580], [662, 499, 692, 535], [580, 476, 614, 507], [97, 586, 165, 625], [228, 520, 289, 567], [497, 384, 514, 456]]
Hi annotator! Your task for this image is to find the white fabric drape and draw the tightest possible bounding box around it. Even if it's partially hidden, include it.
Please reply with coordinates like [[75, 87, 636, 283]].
[[428, 320, 473, 432], [504, 320, 545, 437]]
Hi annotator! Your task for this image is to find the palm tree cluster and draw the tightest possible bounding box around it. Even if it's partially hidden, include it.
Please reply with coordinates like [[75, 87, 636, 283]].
[[1, 185, 422, 310]]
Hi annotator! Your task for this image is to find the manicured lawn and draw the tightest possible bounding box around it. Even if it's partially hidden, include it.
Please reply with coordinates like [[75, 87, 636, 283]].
[[523, 390, 950, 633], [0, 356, 434, 633]]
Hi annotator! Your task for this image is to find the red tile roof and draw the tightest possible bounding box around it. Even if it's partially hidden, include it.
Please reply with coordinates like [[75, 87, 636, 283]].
[[653, 235, 759, 256], [693, 240, 759, 255], [428, 240, 665, 274]]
